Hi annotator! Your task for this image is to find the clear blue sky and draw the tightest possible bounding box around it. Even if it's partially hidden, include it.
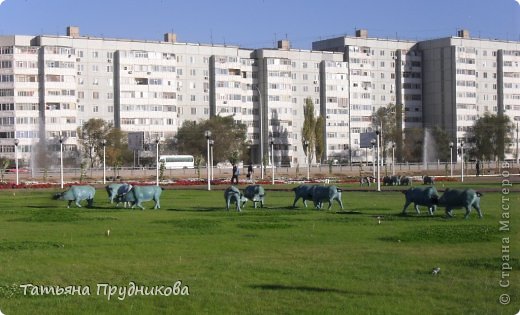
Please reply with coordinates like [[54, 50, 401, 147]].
[[0, 0, 518, 48]]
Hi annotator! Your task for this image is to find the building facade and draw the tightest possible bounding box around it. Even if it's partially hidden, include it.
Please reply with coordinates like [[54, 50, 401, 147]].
[[313, 29, 520, 161], [0, 27, 518, 170]]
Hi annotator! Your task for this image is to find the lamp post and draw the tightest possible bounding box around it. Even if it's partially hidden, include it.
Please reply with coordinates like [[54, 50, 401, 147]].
[[14, 138, 19, 185], [253, 86, 264, 180], [59, 135, 64, 189], [209, 140, 214, 181], [205, 130, 212, 191], [375, 130, 381, 192], [155, 138, 160, 186], [460, 140, 465, 183], [270, 140, 275, 185], [449, 141, 454, 177], [303, 140, 310, 180], [370, 139, 376, 179], [101, 139, 107, 185], [391, 142, 395, 176]]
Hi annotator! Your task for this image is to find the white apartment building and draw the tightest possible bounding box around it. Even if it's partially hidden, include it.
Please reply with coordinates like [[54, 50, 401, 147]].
[[418, 30, 520, 155], [0, 27, 349, 168], [314, 29, 520, 161], [0, 27, 518, 170]]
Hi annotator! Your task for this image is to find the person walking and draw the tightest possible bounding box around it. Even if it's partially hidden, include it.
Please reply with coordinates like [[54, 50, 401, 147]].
[[475, 160, 481, 177], [231, 164, 239, 184], [247, 163, 254, 182]]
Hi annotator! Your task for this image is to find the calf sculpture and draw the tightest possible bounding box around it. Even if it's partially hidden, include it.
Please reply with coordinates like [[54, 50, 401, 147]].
[[53, 185, 96, 208], [243, 185, 265, 208], [224, 186, 248, 212], [436, 188, 483, 219], [115, 185, 163, 210], [401, 187, 439, 215]]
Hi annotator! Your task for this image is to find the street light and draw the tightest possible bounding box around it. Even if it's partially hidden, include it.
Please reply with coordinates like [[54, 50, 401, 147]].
[[391, 142, 395, 176], [209, 140, 214, 181], [460, 140, 465, 182], [253, 85, 264, 180], [155, 138, 160, 186], [370, 139, 376, 179], [303, 140, 310, 180], [101, 139, 107, 185], [205, 130, 212, 191], [14, 138, 19, 185], [449, 141, 454, 177], [270, 140, 275, 185], [59, 135, 64, 189], [375, 130, 381, 192]]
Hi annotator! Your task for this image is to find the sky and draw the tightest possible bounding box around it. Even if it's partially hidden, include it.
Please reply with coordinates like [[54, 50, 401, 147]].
[[0, 0, 518, 49]]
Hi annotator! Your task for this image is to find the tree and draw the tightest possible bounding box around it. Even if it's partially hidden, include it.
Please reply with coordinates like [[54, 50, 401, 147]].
[[372, 103, 398, 163], [175, 116, 247, 164], [431, 126, 450, 162], [402, 128, 423, 162], [77, 119, 111, 168], [467, 113, 514, 161], [301, 98, 316, 164], [105, 128, 133, 167], [315, 115, 325, 163]]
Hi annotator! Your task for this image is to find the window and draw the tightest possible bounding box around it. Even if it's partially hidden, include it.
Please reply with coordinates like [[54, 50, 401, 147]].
[[191, 107, 196, 115], [93, 106, 99, 113]]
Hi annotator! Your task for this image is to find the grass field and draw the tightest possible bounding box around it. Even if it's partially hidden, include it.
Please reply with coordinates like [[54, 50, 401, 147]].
[[0, 180, 518, 315]]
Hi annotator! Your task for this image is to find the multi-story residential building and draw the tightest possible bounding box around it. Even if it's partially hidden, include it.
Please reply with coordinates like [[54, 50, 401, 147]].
[[0, 26, 518, 170], [314, 29, 520, 161], [255, 41, 348, 165], [418, 30, 520, 154], [313, 30, 422, 162], [0, 27, 349, 169]]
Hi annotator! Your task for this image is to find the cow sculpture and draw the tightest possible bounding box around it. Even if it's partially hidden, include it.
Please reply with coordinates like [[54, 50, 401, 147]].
[[436, 188, 483, 219], [243, 185, 265, 208], [383, 175, 401, 186], [53, 185, 96, 208], [105, 183, 132, 207], [292, 185, 316, 208], [115, 185, 163, 210], [399, 176, 412, 186], [312, 185, 344, 210], [423, 176, 435, 185], [401, 186, 439, 215], [224, 186, 248, 212]]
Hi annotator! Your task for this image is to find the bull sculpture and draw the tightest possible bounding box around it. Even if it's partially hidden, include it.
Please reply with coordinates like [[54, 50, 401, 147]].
[[401, 187, 439, 215], [53, 185, 96, 208], [312, 185, 344, 210], [115, 185, 163, 210], [436, 188, 483, 219], [423, 176, 435, 185], [292, 184, 316, 208], [243, 185, 265, 208], [224, 186, 248, 212], [383, 175, 401, 186], [105, 183, 132, 207], [399, 176, 412, 186]]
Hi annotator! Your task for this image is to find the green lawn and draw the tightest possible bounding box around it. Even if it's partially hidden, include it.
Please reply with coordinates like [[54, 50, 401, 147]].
[[0, 181, 518, 315]]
